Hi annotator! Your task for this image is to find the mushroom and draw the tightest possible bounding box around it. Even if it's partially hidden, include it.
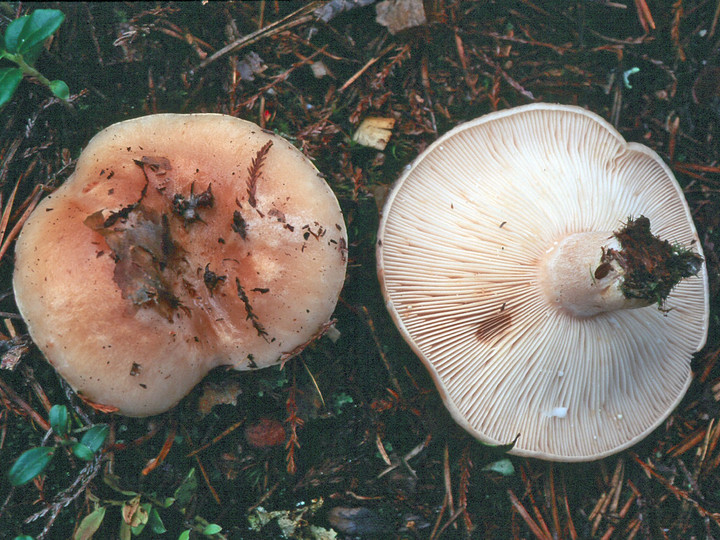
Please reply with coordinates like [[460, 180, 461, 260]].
[[13, 113, 347, 417], [376, 103, 708, 461]]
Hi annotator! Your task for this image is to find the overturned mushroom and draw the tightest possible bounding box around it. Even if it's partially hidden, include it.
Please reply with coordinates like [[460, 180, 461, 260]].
[[376, 103, 708, 461], [13, 114, 347, 417]]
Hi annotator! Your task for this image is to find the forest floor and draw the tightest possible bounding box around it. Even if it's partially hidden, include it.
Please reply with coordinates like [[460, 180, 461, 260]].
[[1, 1, 720, 539]]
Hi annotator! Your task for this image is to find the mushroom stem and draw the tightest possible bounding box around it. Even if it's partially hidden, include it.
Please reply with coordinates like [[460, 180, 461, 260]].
[[539, 217, 703, 318]]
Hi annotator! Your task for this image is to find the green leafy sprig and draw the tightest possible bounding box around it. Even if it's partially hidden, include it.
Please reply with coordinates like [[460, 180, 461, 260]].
[[74, 468, 225, 540], [7, 404, 109, 487], [0, 8, 69, 107]]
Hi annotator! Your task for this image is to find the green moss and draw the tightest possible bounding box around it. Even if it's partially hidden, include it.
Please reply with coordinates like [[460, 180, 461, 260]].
[[602, 216, 704, 308]]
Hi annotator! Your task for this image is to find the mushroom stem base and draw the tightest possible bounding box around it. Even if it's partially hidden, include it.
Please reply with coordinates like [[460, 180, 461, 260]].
[[539, 231, 650, 318], [539, 217, 704, 318]]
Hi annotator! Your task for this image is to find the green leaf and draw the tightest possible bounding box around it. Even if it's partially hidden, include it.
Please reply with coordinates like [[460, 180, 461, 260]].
[[148, 507, 167, 534], [79, 424, 109, 453], [130, 502, 152, 535], [19, 43, 43, 68], [102, 472, 139, 497], [0, 67, 23, 107], [74, 506, 106, 540], [3, 14, 30, 53], [156, 496, 175, 509], [173, 468, 197, 512], [203, 523, 222, 535], [49, 404, 69, 437], [8, 446, 55, 486], [13, 536, 34, 540], [48, 79, 69, 100], [119, 519, 131, 540], [482, 458, 515, 476], [14, 9, 65, 56], [72, 424, 109, 461], [72, 442, 95, 462], [178, 531, 191, 540]]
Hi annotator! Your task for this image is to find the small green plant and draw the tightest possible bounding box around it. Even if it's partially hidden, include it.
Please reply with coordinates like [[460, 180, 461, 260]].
[[482, 458, 515, 476], [74, 469, 225, 539], [0, 8, 69, 107], [7, 404, 109, 487]]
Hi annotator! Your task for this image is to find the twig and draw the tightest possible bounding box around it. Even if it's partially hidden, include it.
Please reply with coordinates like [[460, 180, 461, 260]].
[[591, 459, 624, 535], [247, 481, 279, 513], [521, 465, 552, 539], [704, 419, 720, 473], [561, 469, 578, 540], [454, 30, 478, 96], [237, 46, 327, 110], [26, 455, 103, 540], [185, 419, 245, 458], [547, 465, 561, 539], [0, 183, 46, 264], [428, 491, 447, 540], [668, 114, 680, 163], [670, 0, 685, 60], [375, 432, 392, 467], [340, 42, 397, 92], [0, 375, 51, 431], [20, 365, 52, 414], [182, 425, 222, 505], [668, 427, 706, 458], [477, 50, 535, 101], [377, 434, 431, 479], [280, 319, 337, 366], [192, 2, 320, 73], [195, 453, 222, 506], [632, 453, 720, 528], [433, 506, 467, 539], [0, 174, 22, 250], [300, 356, 325, 409], [600, 489, 638, 540], [710, 0, 720, 37], [0, 485, 15, 525], [360, 306, 404, 398], [442, 444, 456, 526], [142, 419, 177, 475], [0, 136, 23, 187], [106, 422, 161, 453], [458, 444, 473, 534], [508, 488, 551, 540], [610, 459, 625, 513], [285, 364, 303, 475], [246, 140, 272, 209], [634, 0, 655, 32], [483, 31, 572, 54], [420, 52, 437, 134]]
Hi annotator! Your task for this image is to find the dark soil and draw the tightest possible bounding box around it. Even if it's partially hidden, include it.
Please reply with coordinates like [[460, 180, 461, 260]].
[[1, 1, 719, 539]]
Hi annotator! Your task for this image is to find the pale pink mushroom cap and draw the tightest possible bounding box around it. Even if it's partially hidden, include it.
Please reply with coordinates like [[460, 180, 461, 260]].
[[377, 103, 709, 461], [14, 114, 347, 417]]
